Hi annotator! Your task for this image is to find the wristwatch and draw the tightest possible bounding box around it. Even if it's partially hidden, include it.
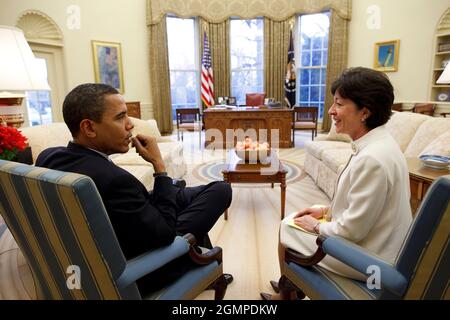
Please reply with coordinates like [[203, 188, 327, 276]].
[[313, 221, 321, 234], [153, 171, 168, 177]]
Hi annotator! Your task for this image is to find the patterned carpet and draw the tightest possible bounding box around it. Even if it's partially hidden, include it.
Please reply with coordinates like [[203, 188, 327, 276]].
[[184, 147, 331, 300], [0, 135, 331, 300], [192, 157, 305, 186]]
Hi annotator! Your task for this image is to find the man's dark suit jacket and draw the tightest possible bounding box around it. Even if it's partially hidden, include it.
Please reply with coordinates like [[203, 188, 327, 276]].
[[36, 142, 180, 259]]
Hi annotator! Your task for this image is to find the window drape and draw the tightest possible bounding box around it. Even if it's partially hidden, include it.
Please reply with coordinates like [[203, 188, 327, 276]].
[[147, 0, 351, 133], [148, 19, 173, 134], [264, 17, 294, 104], [147, 0, 351, 24], [322, 9, 349, 131], [200, 18, 231, 101]]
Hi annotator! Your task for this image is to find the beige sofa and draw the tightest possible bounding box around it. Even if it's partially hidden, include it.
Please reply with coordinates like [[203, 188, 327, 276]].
[[19, 117, 187, 190], [305, 111, 450, 199]]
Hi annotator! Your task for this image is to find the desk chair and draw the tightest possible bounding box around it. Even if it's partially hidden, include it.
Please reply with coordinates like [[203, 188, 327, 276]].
[[0, 160, 227, 300], [245, 93, 266, 106], [292, 106, 318, 145], [278, 176, 450, 300], [176, 108, 202, 147]]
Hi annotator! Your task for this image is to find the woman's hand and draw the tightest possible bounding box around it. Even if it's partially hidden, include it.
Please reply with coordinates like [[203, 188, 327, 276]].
[[132, 134, 166, 172], [293, 206, 327, 219], [293, 215, 320, 233]]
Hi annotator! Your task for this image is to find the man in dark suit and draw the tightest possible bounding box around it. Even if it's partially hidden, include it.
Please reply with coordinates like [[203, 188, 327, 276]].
[[36, 83, 232, 293]]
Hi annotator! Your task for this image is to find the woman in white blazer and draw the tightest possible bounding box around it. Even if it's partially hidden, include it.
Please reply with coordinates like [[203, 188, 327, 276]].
[[262, 67, 413, 300]]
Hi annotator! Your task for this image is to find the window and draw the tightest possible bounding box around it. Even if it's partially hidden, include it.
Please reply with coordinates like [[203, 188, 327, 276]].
[[167, 17, 199, 120], [296, 12, 330, 119], [26, 58, 52, 126], [230, 19, 264, 105]]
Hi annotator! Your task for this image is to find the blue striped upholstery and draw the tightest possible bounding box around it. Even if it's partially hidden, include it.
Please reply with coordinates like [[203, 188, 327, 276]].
[[282, 176, 450, 300], [0, 160, 223, 300], [145, 262, 221, 300], [400, 176, 450, 300], [283, 262, 382, 300]]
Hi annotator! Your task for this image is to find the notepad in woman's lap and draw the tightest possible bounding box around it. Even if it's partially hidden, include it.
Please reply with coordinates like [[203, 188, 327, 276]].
[[287, 205, 328, 234], [287, 217, 327, 234]]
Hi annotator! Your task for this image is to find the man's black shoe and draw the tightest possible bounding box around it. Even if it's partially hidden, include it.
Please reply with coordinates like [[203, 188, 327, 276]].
[[206, 273, 233, 290], [224, 273, 233, 285]]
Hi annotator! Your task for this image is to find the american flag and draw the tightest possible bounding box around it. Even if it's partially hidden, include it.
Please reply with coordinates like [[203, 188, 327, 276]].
[[201, 32, 214, 107]]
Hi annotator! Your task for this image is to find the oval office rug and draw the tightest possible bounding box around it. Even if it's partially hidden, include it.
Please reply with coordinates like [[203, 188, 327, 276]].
[[192, 159, 305, 186]]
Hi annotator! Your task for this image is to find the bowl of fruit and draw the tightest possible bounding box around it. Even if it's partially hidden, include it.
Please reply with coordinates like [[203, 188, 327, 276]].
[[235, 137, 270, 162]]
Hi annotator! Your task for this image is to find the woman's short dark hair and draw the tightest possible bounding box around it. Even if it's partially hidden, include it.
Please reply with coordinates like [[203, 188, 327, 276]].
[[331, 67, 394, 129], [63, 83, 119, 137]]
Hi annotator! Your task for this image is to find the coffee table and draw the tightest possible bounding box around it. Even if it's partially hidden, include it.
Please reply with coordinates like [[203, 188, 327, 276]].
[[222, 149, 287, 220]]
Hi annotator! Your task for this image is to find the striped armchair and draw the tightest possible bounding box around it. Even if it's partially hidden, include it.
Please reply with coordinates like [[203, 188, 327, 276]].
[[0, 160, 227, 300], [278, 175, 450, 300]]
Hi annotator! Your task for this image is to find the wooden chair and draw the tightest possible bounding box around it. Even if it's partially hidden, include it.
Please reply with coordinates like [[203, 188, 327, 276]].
[[0, 160, 227, 300], [391, 103, 403, 112], [278, 176, 450, 300], [292, 106, 318, 145], [412, 103, 435, 116], [126, 101, 141, 118], [176, 108, 202, 147], [245, 93, 266, 106]]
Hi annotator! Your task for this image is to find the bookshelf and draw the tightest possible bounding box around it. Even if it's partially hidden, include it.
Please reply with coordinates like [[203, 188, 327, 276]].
[[430, 8, 450, 106], [430, 32, 450, 103]]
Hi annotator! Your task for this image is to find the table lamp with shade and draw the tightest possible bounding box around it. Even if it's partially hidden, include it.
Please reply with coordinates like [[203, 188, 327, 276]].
[[0, 25, 50, 127]]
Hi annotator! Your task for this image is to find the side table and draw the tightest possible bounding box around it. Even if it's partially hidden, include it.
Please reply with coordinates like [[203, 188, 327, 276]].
[[407, 157, 450, 215]]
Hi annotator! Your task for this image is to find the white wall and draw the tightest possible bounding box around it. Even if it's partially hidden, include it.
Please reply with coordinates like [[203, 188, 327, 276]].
[[0, 0, 153, 118], [348, 0, 450, 109]]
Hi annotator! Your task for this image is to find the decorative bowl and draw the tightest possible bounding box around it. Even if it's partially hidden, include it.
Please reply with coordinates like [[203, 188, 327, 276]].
[[235, 148, 271, 162], [419, 154, 450, 170]]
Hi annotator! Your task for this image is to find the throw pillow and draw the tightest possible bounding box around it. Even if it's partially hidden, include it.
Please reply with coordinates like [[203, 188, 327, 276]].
[[130, 117, 161, 138], [419, 131, 450, 157]]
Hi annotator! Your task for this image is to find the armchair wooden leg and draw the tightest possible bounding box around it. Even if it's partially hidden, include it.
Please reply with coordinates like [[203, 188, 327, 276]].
[[279, 275, 306, 300], [211, 274, 227, 300]]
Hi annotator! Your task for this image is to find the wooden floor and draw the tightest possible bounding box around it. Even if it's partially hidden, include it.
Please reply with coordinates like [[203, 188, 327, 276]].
[[0, 131, 330, 300]]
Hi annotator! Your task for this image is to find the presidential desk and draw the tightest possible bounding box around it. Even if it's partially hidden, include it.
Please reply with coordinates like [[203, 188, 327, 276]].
[[203, 107, 293, 148]]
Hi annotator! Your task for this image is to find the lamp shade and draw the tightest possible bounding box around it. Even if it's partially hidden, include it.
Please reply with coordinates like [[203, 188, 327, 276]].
[[436, 62, 450, 84], [0, 25, 50, 91]]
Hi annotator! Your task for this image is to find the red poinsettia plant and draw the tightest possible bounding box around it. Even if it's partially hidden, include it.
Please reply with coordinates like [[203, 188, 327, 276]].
[[0, 125, 28, 161]]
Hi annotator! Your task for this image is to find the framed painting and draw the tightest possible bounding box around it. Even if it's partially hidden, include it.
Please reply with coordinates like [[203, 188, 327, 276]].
[[91, 40, 124, 93], [374, 40, 400, 72]]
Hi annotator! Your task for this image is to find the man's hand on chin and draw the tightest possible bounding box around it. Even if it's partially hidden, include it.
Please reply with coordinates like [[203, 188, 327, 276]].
[[131, 134, 166, 172]]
